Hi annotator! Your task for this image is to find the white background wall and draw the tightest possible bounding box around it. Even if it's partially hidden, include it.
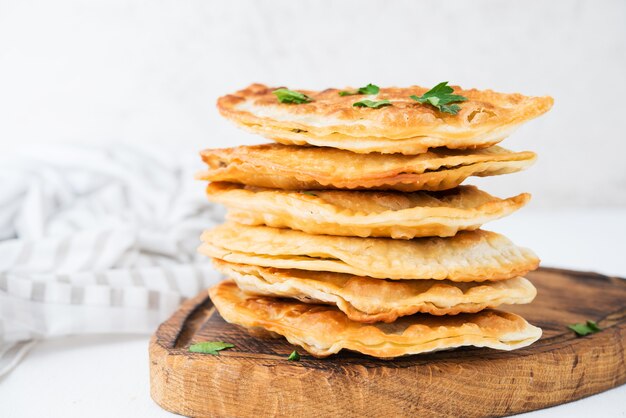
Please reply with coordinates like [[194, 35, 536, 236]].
[[0, 0, 625, 208]]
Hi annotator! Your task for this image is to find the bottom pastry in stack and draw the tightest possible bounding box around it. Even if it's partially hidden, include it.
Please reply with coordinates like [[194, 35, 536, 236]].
[[209, 281, 541, 359], [201, 222, 542, 359]]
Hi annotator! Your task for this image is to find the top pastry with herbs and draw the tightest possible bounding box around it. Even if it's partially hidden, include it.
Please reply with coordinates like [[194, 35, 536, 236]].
[[217, 83, 553, 155]]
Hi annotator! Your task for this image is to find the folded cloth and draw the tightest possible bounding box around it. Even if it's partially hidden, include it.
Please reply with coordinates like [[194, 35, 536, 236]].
[[0, 143, 224, 376]]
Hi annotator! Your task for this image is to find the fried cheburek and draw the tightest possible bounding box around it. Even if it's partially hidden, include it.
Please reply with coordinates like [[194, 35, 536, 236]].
[[213, 260, 537, 323], [209, 280, 542, 358], [217, 83, 553, 154], [207, 182, 530, 239], [197, 144, 536, 191], [199, 223, 539, 282]]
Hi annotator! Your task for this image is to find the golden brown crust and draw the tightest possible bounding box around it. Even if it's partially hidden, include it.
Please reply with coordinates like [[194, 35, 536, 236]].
[[217, 83, 553, 154], [214, 260, 537, 323], [197, 144, 536, 191], [207, 182, 530, 238], [199, 223, 540, 282], [209, 280, 542, 358]]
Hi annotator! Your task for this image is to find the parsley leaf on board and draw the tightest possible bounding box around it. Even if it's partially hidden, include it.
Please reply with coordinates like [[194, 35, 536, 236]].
[[410, 81, 468, 115], [568, 320, 601, 337], [188, 341, 235, 355], [287, 350, 301, 361], [353, 99, 391, 109], [339, 83, 380, 96], [273, 88, 312, 104]]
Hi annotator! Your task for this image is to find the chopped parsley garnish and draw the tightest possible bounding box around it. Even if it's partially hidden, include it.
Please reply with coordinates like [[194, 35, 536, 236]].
[[410, 81, 467, 115], [273, 88, 312, 104], [188, 341, 234, 355], [568, 320, 601, 337], [353, 99, 391, 109], [339, 83, 380, 96], [287, 350, 301, 361]]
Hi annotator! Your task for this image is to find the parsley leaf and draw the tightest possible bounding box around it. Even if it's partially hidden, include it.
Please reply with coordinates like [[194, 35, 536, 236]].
[[410, 81, 467, 115], [339, 83, 380, 96], [273, 88, 312, 104], [301, 191, 317, 197], [568, 320, 601, 337], [287, 350, 300, 361], [353, 99, 391, 109], [188, 341, 234, 355]]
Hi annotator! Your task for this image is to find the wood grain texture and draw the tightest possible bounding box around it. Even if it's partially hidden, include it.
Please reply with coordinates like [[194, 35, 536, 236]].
[[149, 267, 626, 418]]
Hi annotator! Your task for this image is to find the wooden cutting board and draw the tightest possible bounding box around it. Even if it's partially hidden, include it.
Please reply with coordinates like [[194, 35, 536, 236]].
[[150, 267, 626, 418]]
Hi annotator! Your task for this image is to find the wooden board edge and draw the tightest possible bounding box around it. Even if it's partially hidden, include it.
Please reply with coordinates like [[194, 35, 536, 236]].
[[149, 321, 626, 417]]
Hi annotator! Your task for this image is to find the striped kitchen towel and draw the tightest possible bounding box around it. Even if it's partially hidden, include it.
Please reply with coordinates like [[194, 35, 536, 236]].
[[0, 143, 224, 376]]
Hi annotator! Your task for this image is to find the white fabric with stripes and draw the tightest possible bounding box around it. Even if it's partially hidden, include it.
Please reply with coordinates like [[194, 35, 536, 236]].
[[0, 144, 223, 375]]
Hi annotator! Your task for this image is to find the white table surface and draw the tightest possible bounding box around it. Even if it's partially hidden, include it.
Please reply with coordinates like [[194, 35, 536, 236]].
[[2, 209, 626, 418]]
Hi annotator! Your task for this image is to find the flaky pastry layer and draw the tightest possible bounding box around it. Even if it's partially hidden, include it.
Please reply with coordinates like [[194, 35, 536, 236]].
[[199, 223, 539, 282], [217, 84, 553, 154], [209, 280, 542, 358], [214, 260, 537, 323], [197, 143, 536, 191], [207, 182, 530, 239]]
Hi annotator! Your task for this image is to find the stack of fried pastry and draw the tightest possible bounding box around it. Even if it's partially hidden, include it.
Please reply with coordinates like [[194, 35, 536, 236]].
[[198, 83, 553, 359]]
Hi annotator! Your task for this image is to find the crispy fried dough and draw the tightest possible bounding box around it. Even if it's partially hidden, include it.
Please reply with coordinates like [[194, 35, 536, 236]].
[[209, 280, 542, 358], [217, 83, 553, 154], [199, 223, 539, 282], [198, 144, 536, 191], [207, 182, 530, 238], [214, 260, 537, 323]]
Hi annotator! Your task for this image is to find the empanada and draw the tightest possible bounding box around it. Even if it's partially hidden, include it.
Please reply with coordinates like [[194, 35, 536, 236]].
[[198, 144, 536, 191], [209, 280, 542, 358], [206, 182, 530, 239], [214, 260, 537, 323], [199, 223, 539, 282], [217, 84, 553, 154]]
